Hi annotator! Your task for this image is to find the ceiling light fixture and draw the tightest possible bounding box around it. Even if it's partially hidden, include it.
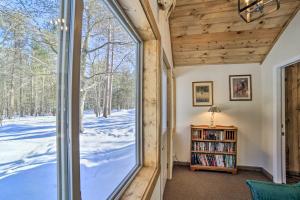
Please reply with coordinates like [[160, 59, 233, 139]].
[[238, 0, 280, 23]]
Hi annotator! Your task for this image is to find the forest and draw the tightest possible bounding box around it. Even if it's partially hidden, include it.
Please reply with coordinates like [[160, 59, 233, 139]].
[[0, 0, 138, 199], [0, 0, 137, 132]]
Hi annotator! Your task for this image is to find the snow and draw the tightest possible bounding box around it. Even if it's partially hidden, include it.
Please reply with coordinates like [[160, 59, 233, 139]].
[[0, 110, 136, 200]]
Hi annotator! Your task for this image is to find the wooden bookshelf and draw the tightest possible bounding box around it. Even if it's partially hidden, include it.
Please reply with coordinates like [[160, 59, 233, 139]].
[[190, 125, 238, 174]]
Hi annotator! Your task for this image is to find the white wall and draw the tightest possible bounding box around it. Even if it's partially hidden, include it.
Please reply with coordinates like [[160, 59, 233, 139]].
[[261, 11, 300, 182], [175, 64, 263, 167]]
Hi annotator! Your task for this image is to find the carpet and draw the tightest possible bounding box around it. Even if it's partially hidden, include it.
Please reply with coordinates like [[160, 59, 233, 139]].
[[163, 165, 269, 200]]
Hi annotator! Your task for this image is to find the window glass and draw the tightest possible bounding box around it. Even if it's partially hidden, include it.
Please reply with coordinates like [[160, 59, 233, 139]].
[[79, 0, 139, 199], [0, 0, 59, 199]]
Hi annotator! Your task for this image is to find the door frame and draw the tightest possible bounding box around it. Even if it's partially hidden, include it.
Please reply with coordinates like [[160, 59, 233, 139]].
[[274, 55, 300, 183], [160, 50, 174, 198], [160, 54, 168, 198], [163, 51, 174, 180], [281, 68, 286, 184]]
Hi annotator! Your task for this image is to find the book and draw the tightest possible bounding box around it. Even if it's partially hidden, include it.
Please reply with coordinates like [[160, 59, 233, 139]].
[[203, 130, 225, 140], [191, 153, 236, 168], [192, 141, 235, 153]]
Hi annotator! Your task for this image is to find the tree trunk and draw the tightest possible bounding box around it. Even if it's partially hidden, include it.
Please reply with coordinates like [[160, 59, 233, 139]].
[[19, 72, 24, 117], [103, 21, 111, 118], [30, 75, 34, 116], [41, 75, 45, 115], [80, 91, 87, 133], [34, 76, 38, 116], [108, 28, 114, 116], [78, 7, 91, 132], [8, 57, 15, 119]]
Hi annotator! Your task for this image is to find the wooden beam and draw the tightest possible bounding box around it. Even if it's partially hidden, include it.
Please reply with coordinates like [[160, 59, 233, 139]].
[[118, 0, 156, 40], [171, 15, 291, 37], [174, 55, 264, 66], [173, 0, 237, 18], [172, 38, 274, 52], [173, 46, 270, 59], [172, 28, 281, 44], [140, 0, 161, 41]]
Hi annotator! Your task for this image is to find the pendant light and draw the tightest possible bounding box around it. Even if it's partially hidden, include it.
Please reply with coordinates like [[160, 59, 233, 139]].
[[238, 0, 280, 23]]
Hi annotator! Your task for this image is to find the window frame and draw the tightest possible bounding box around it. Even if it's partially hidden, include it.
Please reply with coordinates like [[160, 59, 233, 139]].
[[57, 0, 143, 199], [57, 0, 83, 200], [103, 0, 143, 199]]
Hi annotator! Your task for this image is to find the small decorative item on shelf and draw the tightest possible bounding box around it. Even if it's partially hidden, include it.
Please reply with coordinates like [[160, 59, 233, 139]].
[[208, 105, 221, 128], [190, 125, 238, 174]]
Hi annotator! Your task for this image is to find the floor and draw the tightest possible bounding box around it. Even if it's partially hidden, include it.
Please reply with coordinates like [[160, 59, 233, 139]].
[[163, 165, 269, 200], [287, 174, 300, 184]]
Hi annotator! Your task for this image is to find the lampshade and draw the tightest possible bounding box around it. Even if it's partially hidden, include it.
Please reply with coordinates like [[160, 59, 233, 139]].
[[208, 105, 221, 113]]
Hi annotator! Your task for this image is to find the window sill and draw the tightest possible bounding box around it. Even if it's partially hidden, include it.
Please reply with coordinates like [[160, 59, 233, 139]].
[[121, 166, 160, 199]]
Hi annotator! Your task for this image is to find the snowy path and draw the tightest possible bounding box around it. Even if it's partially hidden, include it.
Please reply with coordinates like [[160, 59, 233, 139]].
[[0, 110, 136, 200]]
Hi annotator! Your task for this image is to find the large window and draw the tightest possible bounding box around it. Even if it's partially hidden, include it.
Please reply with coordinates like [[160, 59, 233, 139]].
[[0, 0, 59, 199], [0, 0, 141, 199], [79, 0, 141, 199]]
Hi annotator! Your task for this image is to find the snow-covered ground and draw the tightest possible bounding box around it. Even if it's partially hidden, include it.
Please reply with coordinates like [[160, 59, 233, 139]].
[[0, 110, 136, 200]]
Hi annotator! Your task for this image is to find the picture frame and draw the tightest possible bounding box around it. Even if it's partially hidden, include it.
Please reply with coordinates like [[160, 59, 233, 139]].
[[192, 81, 213, 106], [229, 75, 252, 101]]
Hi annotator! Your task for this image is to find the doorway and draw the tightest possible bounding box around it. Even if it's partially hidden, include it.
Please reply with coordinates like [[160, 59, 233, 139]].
[[161, 59, 168, 198], [161, 51, 176, 199], [283, 62, 300, 184]]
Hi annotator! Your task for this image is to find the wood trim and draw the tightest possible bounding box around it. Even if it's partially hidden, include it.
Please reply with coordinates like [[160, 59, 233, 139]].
[[121, 166, 160, 200], [261, 167, 274, 181], [118, 0, 162, 199], [162, 49, 174, 179], [173, 161, 190, 166], [163, 50, 171, 69], [287, 170, 300, 176], [237, 166, 273, 181], [191, 125, 238, 130], [237, 165, 262, 172], [140, 0, 161, 41], [143, 167, 160, 200], [168, 20, 176, 69], [261, 6, 300, 64], [191, 165, 238, 174]]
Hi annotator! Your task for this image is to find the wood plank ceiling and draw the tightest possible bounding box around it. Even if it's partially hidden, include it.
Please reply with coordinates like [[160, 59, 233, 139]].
[[170, 0, 300, 66]]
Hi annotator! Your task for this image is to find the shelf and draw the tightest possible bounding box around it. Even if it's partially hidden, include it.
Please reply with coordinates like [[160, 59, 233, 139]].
[[191, 151, 236, 155], [192, 139, 236, 143], [191, 125, 238, 130], [190, 165, 237, 174], [190, 125, 238, 174]]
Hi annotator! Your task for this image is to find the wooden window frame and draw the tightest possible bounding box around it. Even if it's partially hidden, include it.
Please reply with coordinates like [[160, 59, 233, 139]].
[[116, 0, 163, 199]]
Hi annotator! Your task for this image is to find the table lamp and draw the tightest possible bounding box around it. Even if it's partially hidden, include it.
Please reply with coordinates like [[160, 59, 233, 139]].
[[208, 105, 221, 127]]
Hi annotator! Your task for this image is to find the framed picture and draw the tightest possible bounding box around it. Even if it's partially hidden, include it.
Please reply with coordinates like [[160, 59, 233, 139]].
[[229, 75, 252, 101], [192, 81, 213, 106]]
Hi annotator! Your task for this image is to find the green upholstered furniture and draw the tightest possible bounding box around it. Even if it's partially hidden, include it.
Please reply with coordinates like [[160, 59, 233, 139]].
[[246, 180, 300, 200]]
